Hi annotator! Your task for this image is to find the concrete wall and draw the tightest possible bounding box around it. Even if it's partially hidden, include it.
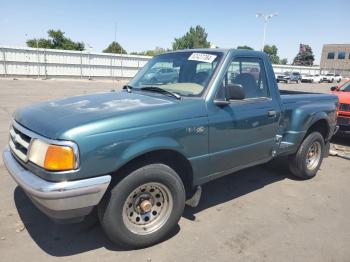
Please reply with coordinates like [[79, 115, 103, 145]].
[[1, 45, 324, 79], [0, 46, 150, 79]]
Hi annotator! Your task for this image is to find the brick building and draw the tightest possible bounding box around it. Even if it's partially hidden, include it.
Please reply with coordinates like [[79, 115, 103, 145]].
[[320, 44, 350, 76]]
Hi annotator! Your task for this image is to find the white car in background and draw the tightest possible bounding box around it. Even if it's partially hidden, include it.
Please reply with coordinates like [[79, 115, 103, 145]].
[[334, 74, 342, 83], [301, 74, 314, 83], [321, 73, 342, 83], [313, 74, 322, 83], [301, 74, 322, 83]]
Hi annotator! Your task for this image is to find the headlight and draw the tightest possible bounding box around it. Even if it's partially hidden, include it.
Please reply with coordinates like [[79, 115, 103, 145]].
[[28, 139, 78, 171]]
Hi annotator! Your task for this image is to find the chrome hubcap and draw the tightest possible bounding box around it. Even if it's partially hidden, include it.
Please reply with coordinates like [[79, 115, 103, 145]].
[[306, 141, 321, 170], [122, 182, 173, 235]]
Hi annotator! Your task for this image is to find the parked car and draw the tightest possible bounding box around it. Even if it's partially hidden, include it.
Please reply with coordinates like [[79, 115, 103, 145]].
[[331, 80, 350, 131], [322, 73, 341, 83], [335, 74, 342, 83], [301, 74, 322, 83], [3, 49, 339, 248], [313, 74, 322, 83], [301, 74, 314, 83], [276, 71, 301, 83]]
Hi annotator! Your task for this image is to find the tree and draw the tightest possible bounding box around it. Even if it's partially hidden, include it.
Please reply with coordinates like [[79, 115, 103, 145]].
[[293, 44, 315, 66], [172, 25, 210, 50], [103, 41, 127, 54], [237, 45, 254, 50], [280, 58, 288, 65], [130, 47, 170, 56], [263, 44, 280, 64], [26, 30, 84, 51]]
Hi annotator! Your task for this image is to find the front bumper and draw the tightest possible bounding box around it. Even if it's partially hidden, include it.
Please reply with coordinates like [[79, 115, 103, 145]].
[[2, 147, 111, 221], [337, 116, 350, 127]]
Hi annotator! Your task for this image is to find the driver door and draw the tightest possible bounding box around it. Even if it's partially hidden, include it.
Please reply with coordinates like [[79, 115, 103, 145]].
[[208, 56, 281, 175]]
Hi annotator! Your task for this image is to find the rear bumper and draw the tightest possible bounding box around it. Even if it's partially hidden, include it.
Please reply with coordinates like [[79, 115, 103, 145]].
[[2, 147, 111, 221]]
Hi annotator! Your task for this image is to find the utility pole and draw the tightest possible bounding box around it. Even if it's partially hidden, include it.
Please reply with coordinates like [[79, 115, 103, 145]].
[[256, 12, 278, 51], [36, 39, 40, 79], [86, 43, 93, 80]]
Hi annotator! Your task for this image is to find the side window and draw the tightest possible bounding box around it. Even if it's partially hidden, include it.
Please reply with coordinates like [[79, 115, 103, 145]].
[[221, 57, 270, 99]]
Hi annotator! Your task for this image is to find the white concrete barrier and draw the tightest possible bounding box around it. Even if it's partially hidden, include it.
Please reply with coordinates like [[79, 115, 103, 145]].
[[1, 46, 323, 79]]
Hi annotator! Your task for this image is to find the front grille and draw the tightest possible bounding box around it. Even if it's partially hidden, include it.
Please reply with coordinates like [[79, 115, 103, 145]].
[[9, 124, 32, 162], [339, 103, 350, 112]]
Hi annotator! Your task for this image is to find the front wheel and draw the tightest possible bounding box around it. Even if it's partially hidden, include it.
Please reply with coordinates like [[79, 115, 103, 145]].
[[98, 164, 185, 248], [288, 132, 325, 179]]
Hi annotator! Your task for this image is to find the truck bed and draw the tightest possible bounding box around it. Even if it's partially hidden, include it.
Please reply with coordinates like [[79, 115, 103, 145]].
[[279, 89, 338, 104]]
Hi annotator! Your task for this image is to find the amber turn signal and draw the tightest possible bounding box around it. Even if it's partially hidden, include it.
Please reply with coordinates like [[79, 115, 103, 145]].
[[44, 145, 75, 171]]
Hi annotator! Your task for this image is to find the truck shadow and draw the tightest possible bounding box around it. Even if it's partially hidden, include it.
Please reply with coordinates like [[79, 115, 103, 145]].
[[183, 157, 295, 220], [14, 157, 294, 256], [331, 132, 350, 148]]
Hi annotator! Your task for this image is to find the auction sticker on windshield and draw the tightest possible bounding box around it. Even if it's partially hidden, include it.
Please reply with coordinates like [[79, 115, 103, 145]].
[[188, 53, 217, 63]]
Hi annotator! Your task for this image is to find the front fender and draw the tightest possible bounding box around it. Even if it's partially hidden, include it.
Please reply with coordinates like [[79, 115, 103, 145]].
[[117, 136, 186, 168]]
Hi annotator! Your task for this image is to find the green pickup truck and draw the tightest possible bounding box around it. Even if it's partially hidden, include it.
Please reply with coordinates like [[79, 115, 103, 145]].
[[3, 49, 338, 248]]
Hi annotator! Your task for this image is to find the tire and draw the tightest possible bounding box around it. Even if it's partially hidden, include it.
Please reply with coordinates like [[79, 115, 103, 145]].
[[288, 132, 325, 179], [98, 164, 185, 248]]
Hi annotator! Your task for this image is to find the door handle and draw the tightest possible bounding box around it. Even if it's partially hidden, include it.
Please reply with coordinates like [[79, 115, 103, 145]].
[[267, 110, 277, 117]]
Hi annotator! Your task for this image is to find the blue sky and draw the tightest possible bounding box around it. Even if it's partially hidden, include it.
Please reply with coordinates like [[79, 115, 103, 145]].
[[0, 0, 349, 64]]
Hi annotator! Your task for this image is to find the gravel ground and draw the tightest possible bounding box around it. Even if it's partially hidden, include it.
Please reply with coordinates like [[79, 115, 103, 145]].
[[0, 78, 349, 262]]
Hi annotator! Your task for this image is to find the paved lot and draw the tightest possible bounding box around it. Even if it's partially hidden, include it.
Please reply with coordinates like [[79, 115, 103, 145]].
[[0, 78, 349, 262]]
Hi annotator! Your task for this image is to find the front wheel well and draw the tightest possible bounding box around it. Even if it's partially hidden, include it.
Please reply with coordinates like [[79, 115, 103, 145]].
[[306, 119, 329, 141], [110, 149, 194, 197]]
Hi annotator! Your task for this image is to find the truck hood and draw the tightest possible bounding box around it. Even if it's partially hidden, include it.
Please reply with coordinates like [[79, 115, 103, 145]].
[[14, 91, 207, 139]]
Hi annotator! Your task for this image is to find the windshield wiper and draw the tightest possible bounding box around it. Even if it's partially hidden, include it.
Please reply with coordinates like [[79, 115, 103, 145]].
[[140, 86, 181, 100], [122, 85, 134, 93]]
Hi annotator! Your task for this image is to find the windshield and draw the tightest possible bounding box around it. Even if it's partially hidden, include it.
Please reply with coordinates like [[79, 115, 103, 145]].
[[129, 51, 223, 96], [339, 81, 350, 92]]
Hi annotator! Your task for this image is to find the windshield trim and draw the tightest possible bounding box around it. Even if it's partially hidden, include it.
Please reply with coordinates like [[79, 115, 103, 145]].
[[339, 81, 350, 92]]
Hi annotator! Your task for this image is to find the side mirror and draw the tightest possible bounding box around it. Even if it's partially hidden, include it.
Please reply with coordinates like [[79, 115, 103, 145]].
[[227, 83, 245, 100], [214, 83, 245, 107], [330, 86, 337, 91]]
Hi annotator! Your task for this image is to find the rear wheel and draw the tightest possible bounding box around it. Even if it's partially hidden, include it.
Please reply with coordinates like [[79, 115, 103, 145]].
[[98, 164, 185, 248], [288, 132, 325, 179]]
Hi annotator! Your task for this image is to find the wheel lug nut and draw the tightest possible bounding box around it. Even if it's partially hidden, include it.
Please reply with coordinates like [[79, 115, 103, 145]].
[[140, 200, 152, 212]]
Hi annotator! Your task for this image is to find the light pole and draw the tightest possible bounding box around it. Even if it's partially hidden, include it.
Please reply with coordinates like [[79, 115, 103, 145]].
[[256, 12, 278, 51], [86, 43, 93, 80]]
